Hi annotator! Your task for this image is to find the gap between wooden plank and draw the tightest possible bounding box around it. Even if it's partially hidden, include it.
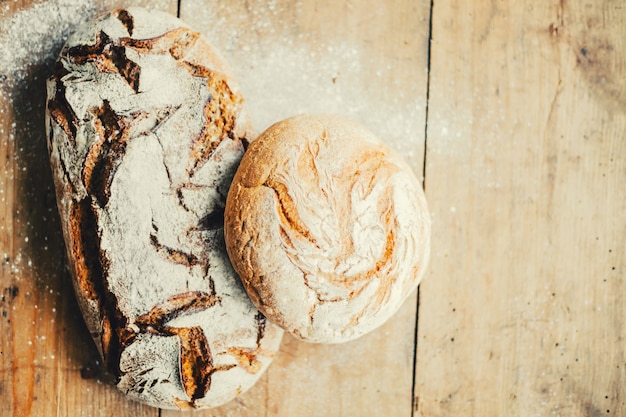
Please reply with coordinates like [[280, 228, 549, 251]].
[[421, 0, 434, 192], [411, 0, 434, 415]]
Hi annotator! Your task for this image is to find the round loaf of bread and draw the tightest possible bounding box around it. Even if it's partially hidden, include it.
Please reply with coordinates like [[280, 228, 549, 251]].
[[224, 114, 431, 343], [46, 7, 283, 409]]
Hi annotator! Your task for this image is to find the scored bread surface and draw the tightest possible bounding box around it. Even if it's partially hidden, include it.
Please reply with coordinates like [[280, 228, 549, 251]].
[[45, 7, 283, 409], [225, 114, 431, 344]]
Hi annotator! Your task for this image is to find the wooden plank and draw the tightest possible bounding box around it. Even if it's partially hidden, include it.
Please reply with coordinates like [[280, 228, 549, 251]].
[[178, 0, 431, 416], [0, 2, 177, 416], [415, 0, 626, 415]]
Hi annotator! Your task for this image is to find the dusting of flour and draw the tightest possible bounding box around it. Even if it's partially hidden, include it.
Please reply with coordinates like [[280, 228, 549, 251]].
[[0, 1, 95, 84], [181, 1, 425, 166], [0, 1, 174, 85]]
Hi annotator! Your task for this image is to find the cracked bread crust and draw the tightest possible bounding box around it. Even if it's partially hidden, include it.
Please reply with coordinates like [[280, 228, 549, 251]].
[[45, 7, 283, 409], [224, 114, 431, 343]]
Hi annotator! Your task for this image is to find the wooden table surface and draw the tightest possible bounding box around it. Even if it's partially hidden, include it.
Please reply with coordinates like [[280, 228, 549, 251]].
[[1, 0, 624, 416]]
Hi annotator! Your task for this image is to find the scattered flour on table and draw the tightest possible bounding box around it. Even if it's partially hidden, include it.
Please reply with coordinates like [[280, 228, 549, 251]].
[[0, 0, 96, 190], [0, 0, 174, 86], [181, 0, 425, 167], [0, 0, 95, 84]]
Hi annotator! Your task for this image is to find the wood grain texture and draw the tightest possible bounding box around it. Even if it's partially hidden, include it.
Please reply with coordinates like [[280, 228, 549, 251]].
[[6, 0, 624, 416], [414, 0, 626, 415]]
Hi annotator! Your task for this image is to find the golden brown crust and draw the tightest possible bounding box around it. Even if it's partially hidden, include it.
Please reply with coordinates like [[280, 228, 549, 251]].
[[68, 199, 101, 302], [225, 114, 431, 343]]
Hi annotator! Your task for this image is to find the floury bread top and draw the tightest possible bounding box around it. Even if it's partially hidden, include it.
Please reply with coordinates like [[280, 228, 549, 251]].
[[45, 7, 283, 409], [224, 115, 431, 344]]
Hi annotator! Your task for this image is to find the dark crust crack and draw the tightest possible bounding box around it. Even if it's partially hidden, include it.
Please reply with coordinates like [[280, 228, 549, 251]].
[[134, 291, 220, 330], [175, 188, 190, 212], [122, 291, 226, 404], [149, 233, 199, 268], [167, 326, 212, 401], [47, 62, 79, 144], [99, 249, 130, 377], [115, 9, 134, 36], [182, 61, 243, 176], [68, 198, 105, 303], [67, 30, 141, 92], [173, 182, 213, 215], [226, 346, 262, 374], [119, 27, 201, 60], [83, 100, 130, 208], [68, 196, 126, 376]]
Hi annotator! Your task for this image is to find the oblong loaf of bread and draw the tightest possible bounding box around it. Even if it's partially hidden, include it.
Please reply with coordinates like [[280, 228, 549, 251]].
[[45, 7, 283, 409]]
